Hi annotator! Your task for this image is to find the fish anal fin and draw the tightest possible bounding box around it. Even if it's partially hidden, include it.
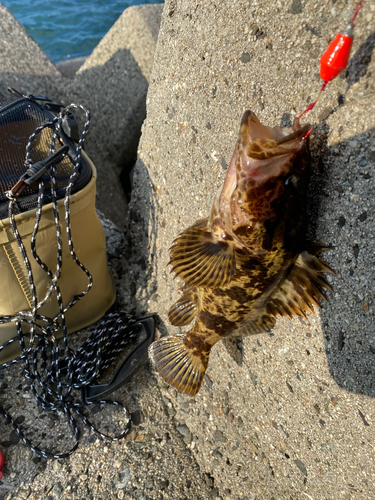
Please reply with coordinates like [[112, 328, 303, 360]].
[[168, 288, 198, 326], [234, 311, 276, 337], [148, 333, 209, 397], [169, 219, 236, 288], [266, 250, 334, 319]]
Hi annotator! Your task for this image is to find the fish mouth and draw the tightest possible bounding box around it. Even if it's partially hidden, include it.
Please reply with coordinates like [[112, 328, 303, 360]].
[[275, 123, 311, 145], [240, 110, 310, 156], [238, 111, 310, 181]]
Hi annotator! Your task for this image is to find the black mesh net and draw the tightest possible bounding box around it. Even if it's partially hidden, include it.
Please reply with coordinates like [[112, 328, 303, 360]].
[[0, 99, 91, 218]]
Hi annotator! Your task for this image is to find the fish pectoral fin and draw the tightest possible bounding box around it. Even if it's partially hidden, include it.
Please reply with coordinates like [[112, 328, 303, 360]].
[[169, 288, 198, 326], [235, 311, 276, 337], [266, 250, 334, 319], [148, 334, 209, 397], [169, 219, 236, 288]]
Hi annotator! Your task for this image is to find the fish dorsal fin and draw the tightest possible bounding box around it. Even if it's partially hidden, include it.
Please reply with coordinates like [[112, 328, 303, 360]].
[[169, 219, 236, 288], [234, 310, 276, 337], [169, 288, 198, 326], [266, 251, 334, 319]]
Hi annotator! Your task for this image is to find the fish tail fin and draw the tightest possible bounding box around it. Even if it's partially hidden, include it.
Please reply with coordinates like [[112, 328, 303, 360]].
[[149, 333, 209, 397]]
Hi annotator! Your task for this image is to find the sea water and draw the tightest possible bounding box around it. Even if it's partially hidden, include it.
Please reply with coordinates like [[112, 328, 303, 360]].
[[2, 0, 163, 63]]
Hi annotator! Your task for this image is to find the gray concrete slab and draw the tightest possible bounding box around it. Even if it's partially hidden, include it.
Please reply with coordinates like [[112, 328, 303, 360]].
[[55, 57, 87, 78], [0, 4, 61, 101], [129, 0, 375, 498]]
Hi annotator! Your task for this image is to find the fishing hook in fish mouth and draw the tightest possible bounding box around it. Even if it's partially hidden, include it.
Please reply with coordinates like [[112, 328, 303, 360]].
[[276, 123, 311, 145]]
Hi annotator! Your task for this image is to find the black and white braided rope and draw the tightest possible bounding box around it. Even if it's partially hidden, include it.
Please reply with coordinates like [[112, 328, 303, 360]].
[[0, 104, 138, 459]]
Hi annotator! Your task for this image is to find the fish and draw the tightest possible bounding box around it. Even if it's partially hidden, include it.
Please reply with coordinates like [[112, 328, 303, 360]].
[[148, 110, 334, 397]]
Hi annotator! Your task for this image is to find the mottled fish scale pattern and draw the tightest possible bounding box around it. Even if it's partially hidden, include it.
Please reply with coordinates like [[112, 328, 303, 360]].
[[149, 110, 333, 397]]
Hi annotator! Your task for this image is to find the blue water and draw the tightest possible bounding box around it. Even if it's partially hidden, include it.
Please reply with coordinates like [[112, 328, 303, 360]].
[[2, 0, 164, 63]]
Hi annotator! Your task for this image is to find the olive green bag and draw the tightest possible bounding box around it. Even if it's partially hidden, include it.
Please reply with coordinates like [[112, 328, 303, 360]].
[[0, 93, 156, 459], [0, 94, 116, 363]]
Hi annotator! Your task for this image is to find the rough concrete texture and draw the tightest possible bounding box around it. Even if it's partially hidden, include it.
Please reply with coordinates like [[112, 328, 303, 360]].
[[58, 4, 164, 228], [0, 215, 218, 500], [0, 5, 217, 500], [0, 4, 61, 101], [0, 359, 216, 500], [55, 57, 87, 78], [128, 0, 375, 499]]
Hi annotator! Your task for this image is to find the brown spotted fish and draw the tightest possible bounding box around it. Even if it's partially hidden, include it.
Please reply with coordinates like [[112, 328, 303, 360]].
[[149, 110, 333, 396]]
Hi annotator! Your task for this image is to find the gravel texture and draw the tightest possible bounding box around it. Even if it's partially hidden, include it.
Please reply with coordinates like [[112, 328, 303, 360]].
[[0, 215, 217, 500]]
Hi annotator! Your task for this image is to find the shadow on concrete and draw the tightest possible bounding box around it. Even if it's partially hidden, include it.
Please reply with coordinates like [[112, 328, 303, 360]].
[[69, 48, 148, 172], [222, 110, 374, 398], [124, 158, 160, 317], [307, 123, 375, 399], [0, 74, 63, 105], [61, 48, 149, 227], [307, 29, 375, 397], [277, 28, 375, 396], [346, 30, 375, 91]]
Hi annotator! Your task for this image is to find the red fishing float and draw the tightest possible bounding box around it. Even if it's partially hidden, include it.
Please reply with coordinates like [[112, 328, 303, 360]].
[[320, 2, 362, 81], [320, 24, 354, 81], [298, 1, 363, 123], [0, 450, 5, 479]]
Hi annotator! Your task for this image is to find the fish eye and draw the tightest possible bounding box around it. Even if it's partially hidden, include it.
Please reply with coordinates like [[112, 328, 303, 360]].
[[284, 174, 300, 189]]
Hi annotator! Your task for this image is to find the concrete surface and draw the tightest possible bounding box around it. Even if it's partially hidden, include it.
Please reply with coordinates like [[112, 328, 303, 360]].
[[0, 1, 374, 500], [0, 5, 219, 499], [58, 4, 164, 228], [55, 57, 87, 78], [129, 0, 375, 499], [0, 214, 218, 500], [0, 4, 61, 101]]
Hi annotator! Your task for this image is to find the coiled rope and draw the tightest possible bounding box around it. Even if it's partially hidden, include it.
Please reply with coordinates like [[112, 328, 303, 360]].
[[0, 104, 140, 459]]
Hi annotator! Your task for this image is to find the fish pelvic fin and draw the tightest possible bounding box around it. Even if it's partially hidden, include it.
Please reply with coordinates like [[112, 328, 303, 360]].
[[266, 250, 335, 319], [169, 219, 236, 288], [149, 333, 209, 397], [169, 288, 198, 326]]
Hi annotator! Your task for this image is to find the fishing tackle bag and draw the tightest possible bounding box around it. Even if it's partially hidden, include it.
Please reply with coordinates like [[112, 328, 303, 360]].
[[0, 92, 116, 363], [0, 91, 155, 460]]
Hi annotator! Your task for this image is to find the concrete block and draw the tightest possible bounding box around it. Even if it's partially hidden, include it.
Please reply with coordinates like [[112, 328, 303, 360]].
[[0, 4, 61, 100], [0, 4, 164, 229], [59, 4, 164, 228], [132, 0, 375, 498], [55, 56, 86, 78]]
